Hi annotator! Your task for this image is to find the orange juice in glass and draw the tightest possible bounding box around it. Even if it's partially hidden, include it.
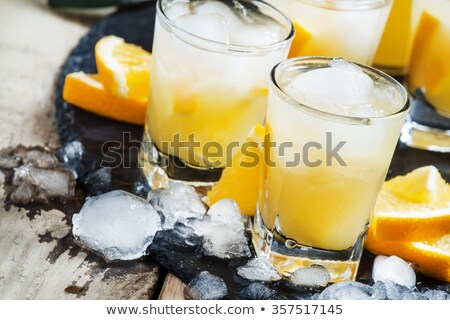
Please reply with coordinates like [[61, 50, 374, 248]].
[[140, 0, 293, 188], [266, 0, 393, 65], [401, 0, 450, 152], [254, 57, 409, 281]]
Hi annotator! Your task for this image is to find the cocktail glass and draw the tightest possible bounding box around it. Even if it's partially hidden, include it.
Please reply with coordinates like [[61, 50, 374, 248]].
[[401, 0, 450, 152], [140, 0, 293, 188], [253, 57, 410, 282], [266, 0, 393, 65]]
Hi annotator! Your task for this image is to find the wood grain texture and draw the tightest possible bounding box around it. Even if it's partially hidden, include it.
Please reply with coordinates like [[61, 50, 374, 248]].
[[159, 273, 187, 300], [0, 0, 164, 299]]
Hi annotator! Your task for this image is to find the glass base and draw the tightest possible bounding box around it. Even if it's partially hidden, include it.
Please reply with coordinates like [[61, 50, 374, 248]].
[[252, 209, 365, 282], [401, 116, 450, 153], [400, 90, 450, 153], [139, 131, 223, 189]]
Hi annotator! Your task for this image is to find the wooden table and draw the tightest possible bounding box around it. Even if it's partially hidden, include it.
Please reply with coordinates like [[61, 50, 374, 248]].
[[0, 0, 185, 299]]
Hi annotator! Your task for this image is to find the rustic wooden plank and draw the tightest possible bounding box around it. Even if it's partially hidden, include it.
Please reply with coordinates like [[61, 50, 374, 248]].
[[0, 0, 164, 299], [158, 273, 187, 300]]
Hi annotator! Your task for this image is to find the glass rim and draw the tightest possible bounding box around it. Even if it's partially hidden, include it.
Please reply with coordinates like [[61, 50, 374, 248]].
[[157, 0, 295, 55], [296, 0, 391, 11], [270, 56, 410, 125]]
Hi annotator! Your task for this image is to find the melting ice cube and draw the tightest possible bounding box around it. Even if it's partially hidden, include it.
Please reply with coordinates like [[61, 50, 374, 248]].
[[240, 283, 278, 300], [175, 13, 230, 43], [237, 256, 282, 282], [284, 58, 386, 117], [372, 255, 416, 288], [11, 165, 75, 205], [184, 271, 228, 300], [191, 199, 251, 259], [72, 190, 162, 261], [149, 181, 206, 228], [319, 281, 381, 300], [290, 265, 331, 287]]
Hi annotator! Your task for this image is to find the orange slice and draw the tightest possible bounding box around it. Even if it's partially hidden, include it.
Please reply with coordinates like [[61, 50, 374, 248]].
[[288, 22, 312, 58], [95, 35, 152, 100], [207, 124, 265, 216], [62, 72, 146, 125], [408, 11, 446, 94], [370, 166, 450, 242], [365, 230, 450, 283]]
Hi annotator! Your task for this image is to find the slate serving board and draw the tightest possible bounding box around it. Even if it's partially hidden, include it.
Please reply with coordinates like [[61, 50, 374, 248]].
[[55, 1, 450, 299]]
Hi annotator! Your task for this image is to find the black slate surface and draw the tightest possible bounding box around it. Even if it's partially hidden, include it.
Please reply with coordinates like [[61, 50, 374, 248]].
[[55, 1, 450, 299]]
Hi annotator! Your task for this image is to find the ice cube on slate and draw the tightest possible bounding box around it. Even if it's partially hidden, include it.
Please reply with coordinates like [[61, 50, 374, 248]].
[[237, 256, 282, 282], [290, 265, 331, 287], [240, 283, 278, 300], [319, 281, 380, 300], [372, 255, 416, 288], [184, 271, 228, 300], [72, 190, 162, 261], [148, 181, 206, 228], [372, 281, 421, 300], [192, 199, 251, 259], [422, 289, 449, 300]]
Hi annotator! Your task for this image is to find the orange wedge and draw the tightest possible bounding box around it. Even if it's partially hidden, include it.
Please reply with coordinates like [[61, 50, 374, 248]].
[[366, 230, 450, 282], [207, 124, 265, 216], [62, 72, 146, 125], [370, 166, 450, 242], [408, 11, 446, 94], [95, 35, 152, 100], [288, 22, 312, 58]]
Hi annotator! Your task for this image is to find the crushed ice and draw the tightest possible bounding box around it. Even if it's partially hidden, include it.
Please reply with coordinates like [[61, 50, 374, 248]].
[[237, 256, 282, 282]]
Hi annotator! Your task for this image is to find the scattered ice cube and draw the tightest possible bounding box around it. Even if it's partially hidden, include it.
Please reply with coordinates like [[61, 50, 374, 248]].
[[191, 199, 251, 259], [184, 271, 228, 300], [0, 145, 58, 169], [206, 198, 242, 225], [175, 13, 230, 43], [72, 190, 162, 261], [240, 283, 278, 300], [319, 281, 381, 300], [290, 265, 331, 287], [373, 281, 421, 300], [372, 255, 416, 288], [149, 181, 206, 228], [421, 289, 448, 300], [0, 153, 20, 169], [11, 165, 75, 205], [237, 256, 282, 282], [284, 58, 379, 117]]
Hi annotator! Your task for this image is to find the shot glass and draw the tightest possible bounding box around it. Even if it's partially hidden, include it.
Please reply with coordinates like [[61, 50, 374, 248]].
[[267, 0, 393, 65], [253, 57, 410, 282], [140, 0, 293, 188], [401, 0, 450, 152]]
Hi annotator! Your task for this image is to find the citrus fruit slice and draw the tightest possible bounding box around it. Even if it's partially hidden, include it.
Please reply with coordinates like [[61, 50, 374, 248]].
[[384, 166, 450, 206], [408, 11, 446, 94], [95, 35, 152, 100], [365, 229, 450, 282], [288, 22, 312, 58], [63, 72, 146, 125], [207, 123, 265, 216], [370, 166, 450, 242]]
